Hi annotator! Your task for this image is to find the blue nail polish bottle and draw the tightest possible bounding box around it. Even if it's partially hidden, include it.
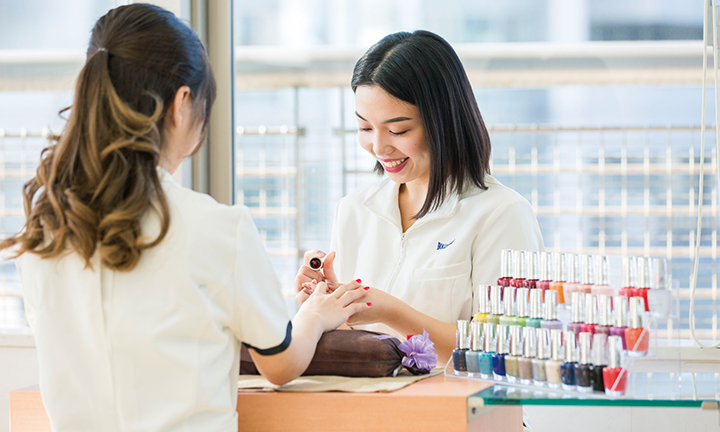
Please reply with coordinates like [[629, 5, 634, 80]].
[[478, 322, 496, 379], [492, 324, 509, 381]]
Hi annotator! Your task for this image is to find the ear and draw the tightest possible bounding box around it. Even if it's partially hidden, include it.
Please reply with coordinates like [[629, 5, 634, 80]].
[[169, 86, 192, 128]]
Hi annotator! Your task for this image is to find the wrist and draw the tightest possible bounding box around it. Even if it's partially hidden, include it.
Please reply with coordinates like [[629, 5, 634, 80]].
[[292, 307, 325, 340]]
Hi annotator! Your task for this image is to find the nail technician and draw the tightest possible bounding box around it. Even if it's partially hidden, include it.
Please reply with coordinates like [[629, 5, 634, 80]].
[[296, 31, 544, 364], [0, 5, 368, 432]]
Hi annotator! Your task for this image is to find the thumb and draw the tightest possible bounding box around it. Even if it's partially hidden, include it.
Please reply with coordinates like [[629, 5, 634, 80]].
[[323, 251, 338, 282]]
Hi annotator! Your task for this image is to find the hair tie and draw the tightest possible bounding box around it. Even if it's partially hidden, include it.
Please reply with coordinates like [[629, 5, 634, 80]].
[[98, 47, 107, 52]]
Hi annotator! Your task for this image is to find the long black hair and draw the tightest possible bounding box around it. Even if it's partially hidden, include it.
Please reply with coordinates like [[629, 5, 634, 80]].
[[351, 30, 491, 219]]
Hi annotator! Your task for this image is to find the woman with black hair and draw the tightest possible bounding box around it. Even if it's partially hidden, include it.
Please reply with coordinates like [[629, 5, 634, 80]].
[[296, 30, 543, 364]]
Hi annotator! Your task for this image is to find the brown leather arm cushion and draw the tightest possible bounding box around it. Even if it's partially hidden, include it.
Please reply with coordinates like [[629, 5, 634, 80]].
[[240, 329, 406, 378]]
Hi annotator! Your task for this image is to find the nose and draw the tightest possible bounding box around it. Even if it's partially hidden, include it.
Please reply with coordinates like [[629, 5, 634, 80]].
[[371, 131, 393, 157]]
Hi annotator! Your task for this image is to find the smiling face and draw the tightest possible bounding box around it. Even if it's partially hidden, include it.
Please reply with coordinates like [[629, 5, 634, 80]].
[[355, 85, 431, 189]]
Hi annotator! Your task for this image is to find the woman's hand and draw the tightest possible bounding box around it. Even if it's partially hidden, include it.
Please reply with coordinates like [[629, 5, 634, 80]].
[[295, 250, 339, 305], [296, 279, 371, 333], [345, 287, 399, 327]]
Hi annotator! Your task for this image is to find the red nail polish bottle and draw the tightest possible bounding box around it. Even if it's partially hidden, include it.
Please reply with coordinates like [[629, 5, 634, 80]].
[[523, 251, 539, 289], [625, 297, 649, 357], [497, 249, 513, 288], [603, 335, 628, 396], [635, 257, 650, 312], [579, 293, 597, 336], [510, 250, 526, 288], [618, 256, 636, 298]]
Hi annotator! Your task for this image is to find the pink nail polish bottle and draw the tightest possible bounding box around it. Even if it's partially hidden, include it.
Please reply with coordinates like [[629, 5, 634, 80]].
[[536, 251, 553, 299], [580, 293, 598, 336], [618, 256, 636, 298], [636, 257, 651, 312], [609, 295, 628, 350], [591, 255, 614, 296], [595, 294, 613, 336], [567, 291, 585, 336], [578, 254, 594, 294], [563, 254, 581, 307]]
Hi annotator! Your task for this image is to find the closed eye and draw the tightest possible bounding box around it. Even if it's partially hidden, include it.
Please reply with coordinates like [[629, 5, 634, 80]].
[[390, 130, 408, 136], [358, 127, 371, 132]]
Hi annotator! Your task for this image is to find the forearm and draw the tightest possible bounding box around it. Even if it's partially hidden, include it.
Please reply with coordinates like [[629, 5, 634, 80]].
[[384, 301, 457, 365]]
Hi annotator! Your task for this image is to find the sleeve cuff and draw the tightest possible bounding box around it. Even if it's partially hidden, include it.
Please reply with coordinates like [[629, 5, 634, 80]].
[[244, 321, 292, 356]]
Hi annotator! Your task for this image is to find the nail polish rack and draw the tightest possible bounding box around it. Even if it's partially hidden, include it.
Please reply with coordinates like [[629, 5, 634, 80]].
[[446, 250, 695, 401]]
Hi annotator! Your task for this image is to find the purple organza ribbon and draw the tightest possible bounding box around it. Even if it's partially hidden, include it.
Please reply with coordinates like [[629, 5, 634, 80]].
[[398, 329, 437, 370]]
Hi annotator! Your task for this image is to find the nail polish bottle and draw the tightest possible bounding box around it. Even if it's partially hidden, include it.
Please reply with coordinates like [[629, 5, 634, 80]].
[[549, 252, 566, 304], [609, 295, 629, 350], [580, 293, 597, 336], [591, 255, 614, 296], [504, 325, 523, 383], [497, 249, 513, 289], [519, 326, 535, 385], [514, 288, 530, 327], [603, 335, 628, 396], [545, 329, 564, 389], [648, 257, 672, 318], [594, 294, 613, 336], [499, 286, 518, 327], [536, 251, 553, 295], [532, 328, 549, 387], [511, 250, 526, 288], [453, 320, 470, 374], [635, 257, 650, 312], [478, 322, 496, 379], [618, 256, 636, 297], [523, 251, 539, 289], [541, 289, 563, 330], [486, 286, 503, 325], [563, 253, 581, 306], [465, 320, 483, 376], [566, 291, 585, 335], [625, 297, 649, 357], [473, 284, 491, 323], [492, 324, 509, 381], [591, 333, 608, 392], [574, 332, 594, 393], [525, 288, 543, 328], [560, 330, 578, 391], [578, 254, 594, 294]]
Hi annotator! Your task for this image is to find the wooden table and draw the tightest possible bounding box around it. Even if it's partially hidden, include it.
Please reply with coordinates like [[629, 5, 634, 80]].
[[9, 375, 522, 432]]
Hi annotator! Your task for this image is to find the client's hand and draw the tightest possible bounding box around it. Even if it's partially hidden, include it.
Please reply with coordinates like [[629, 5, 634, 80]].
[[294, 250, 338, 296], [345, 287, 399, 327], [296, 280, 371, 333]]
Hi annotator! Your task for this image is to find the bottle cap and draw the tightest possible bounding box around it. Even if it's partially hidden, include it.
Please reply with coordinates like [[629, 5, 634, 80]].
[[598, 294, 612, 326], [550, 329, 564, 361], [510, 325, 523, 356], [529, 288, 542, 319], [523, 326, 536, 358], [540, 252, 551, 280], [613, 295, 628, 327], [483, 322, 496, 352], [544, 289, 558, 320], [490, 286, 503, 315], [584, 293, 597, 324], [629, 296, 645, 329], [578, 332, 591, 365], [513, 250, 526, 279], [571, 291, 584, 322], [504, 286, 517, 317], [580, 254, 594, 285], [500, 249, 512, 278], [516, 288, 529, 318], [496, 324, 510, 354], [567, 253, 579, 283], [536, 328, 549, 360], [552, 252, 566, 282], [477, 285, 491, 314], [622, 256, 636, 287], [607, 335, 623, 368], [457, 320, 470, 349], [652, 258, 668, 290], [593, 333, 608, 366], [564, 330, 577, 362], [596, 255, 610, 285], [637, 257, 650, 289], [526, 251, 538, 280], [471, 320, 483, 351]]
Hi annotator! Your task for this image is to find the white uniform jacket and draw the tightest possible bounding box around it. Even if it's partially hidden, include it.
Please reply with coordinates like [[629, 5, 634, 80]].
[[330, 175, 544, 334], [17, 169, 290, 432]]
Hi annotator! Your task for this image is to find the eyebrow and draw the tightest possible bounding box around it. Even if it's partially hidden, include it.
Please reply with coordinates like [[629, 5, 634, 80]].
[[355, 112, 413, 124]]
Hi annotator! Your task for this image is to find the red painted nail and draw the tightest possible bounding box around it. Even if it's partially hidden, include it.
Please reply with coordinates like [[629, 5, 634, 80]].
[[364, 286, 370, 290], [356, 279, 362, 283], [366, 302, 372, 306]]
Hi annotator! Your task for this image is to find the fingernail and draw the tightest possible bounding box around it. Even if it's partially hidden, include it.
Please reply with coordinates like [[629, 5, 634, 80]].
[[364, 286, 370, 290], [366, 302, 372, 306], [356, 278, 362, 283]]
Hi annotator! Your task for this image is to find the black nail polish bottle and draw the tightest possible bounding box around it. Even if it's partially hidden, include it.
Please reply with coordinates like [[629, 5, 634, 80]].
[[453, 320, 470, 374]]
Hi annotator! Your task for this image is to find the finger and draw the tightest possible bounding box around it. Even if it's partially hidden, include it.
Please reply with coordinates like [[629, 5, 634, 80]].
[[295, 289, 310, 305], [331, 280, 361, 299], [325, 280, 338, 292], [295, 272, 314, 293], [322, 251, 338, 282], [338, 285, 369, 306], [303, 250, 326, 266], [313, 281, 330, 296], [298, 265, 325, 283], [344, 301, 372, 316]]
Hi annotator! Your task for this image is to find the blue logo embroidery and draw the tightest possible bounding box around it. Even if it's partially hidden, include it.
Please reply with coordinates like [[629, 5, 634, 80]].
[[436, 239, 455, 250]]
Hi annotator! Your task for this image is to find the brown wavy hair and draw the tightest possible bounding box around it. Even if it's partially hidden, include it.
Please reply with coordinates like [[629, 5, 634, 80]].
[[0, 4, 216, 271]]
